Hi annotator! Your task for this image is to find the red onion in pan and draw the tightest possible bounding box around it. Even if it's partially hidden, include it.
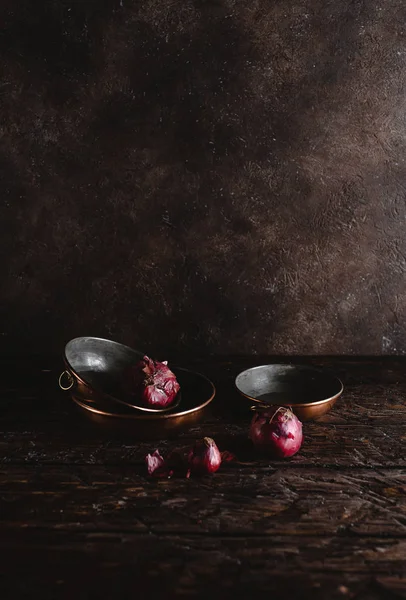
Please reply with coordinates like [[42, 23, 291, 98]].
[[126, 355, 180, 409]]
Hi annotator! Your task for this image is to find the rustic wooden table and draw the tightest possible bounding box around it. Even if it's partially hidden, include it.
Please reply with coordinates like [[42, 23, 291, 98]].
[[1, 356, 405, 599]]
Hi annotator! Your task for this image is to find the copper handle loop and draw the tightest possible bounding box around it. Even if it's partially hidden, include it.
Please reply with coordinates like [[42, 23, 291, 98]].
[[250, 402, 269, 412], [58, 370, 74, 391]]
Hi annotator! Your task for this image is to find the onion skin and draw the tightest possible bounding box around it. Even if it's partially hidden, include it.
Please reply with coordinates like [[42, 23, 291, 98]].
[[188, 437, 222, 475], [250, 407, 303, 458]]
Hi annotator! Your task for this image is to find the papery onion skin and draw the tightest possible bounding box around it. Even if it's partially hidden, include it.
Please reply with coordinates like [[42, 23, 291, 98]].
[[126, 356, 180, 408], [188, 437, 222, 475], [250, 407, 303, 458]]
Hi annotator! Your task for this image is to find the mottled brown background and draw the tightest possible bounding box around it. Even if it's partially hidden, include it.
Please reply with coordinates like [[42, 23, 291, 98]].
[[1, 0, 406, 357]]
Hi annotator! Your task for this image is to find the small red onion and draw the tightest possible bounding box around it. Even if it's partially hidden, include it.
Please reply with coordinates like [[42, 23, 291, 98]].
[[145, 449, 165, 475], [145, 437, 228, 478], [250, 406, 303, 458], [126, 355, 180, 409], [145, 449, 189, 478], [188, 437, 222, 475]]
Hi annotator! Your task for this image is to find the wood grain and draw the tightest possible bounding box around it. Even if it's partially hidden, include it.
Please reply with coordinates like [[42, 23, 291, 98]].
[[1, 357, 406, 598]]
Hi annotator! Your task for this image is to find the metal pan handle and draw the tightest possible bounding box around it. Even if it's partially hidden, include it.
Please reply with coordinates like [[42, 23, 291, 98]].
[[58, 370, 74, 391], [250, 402, 270, 412]]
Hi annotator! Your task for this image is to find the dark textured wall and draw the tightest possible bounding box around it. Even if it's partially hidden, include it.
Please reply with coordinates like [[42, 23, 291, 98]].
[[2, 0, 406, 356]]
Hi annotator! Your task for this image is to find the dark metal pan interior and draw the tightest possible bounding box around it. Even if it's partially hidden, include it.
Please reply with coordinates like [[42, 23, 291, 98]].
[[235, 364, 343, 406], [65, 336, 145, 401]]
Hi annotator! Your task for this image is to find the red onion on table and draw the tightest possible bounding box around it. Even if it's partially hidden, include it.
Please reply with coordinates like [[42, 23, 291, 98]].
[[146, 437, 231, 478], [250, 406, 303, 458], [188, 437, 222, 475], [126, 355, 180, 409], [145, 449, 165, 475]]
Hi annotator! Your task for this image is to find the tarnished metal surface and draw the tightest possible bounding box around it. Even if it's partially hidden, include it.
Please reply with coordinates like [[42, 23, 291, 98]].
[[235, 364, 343, 420]]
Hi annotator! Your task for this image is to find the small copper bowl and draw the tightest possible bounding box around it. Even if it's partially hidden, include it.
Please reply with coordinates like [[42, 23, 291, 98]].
[[235, 364, 343, 421], [70, 366, 215, 439]]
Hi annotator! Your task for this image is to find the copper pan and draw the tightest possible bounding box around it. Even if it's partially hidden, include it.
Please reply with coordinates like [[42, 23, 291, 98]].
[[235, 363, 343, 421]]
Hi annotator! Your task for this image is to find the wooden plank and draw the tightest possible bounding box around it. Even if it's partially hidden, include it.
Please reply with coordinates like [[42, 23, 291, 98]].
[[0, 531, 404, 599], [1, 466, 406, 537], [0, 404, 405, 467], [0, 357, 405, 598]]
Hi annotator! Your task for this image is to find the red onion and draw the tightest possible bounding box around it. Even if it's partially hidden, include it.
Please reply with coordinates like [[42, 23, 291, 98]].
[[188, 437, 222, 475], [126, 355, 180, 408], [146, 437, 229, 478], [250, 406, 303, 458], [145, 449, 165, 475]]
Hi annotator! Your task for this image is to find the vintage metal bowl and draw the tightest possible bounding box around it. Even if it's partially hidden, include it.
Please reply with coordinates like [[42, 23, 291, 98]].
[[59, 336, 182, 413], [70, 366, 215, 438], [59, 336, 144, 403], [58, 337, 216, 438], [235, 364, 343, 421]]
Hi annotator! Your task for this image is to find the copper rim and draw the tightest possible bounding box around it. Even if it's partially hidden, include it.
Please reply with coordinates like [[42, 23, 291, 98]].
[[70, 366, 216, 420], [235, 363, 344, 408]]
